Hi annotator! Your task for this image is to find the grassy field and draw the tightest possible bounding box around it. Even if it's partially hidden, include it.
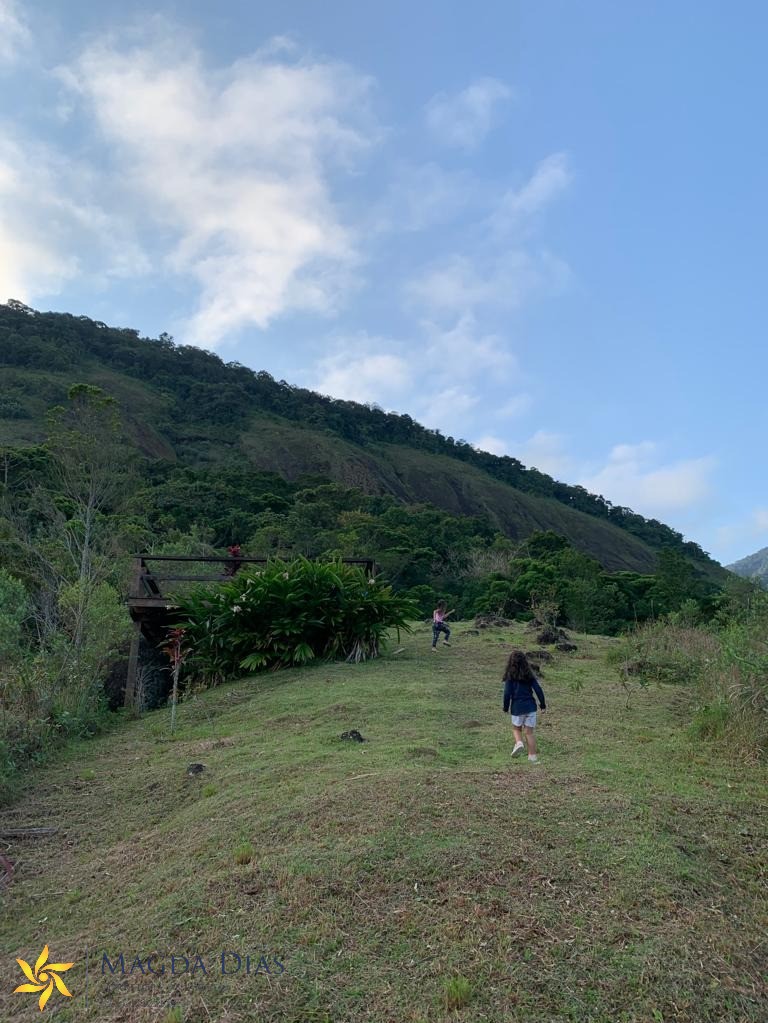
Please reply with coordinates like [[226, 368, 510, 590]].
[[1, 623, 766, 1022]]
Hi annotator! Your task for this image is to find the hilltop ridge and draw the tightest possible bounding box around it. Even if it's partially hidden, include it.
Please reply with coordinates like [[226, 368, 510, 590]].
[[728, 546, 768, 587]]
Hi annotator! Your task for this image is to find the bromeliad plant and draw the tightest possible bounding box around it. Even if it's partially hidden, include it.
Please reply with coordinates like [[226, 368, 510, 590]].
[[174, 558, 417, 684]]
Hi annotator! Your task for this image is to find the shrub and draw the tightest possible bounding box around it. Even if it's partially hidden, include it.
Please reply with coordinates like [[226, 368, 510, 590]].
[[175, 558, 417, 684], [610, 599, 768, 760], [442, 976, 473, 1010], [0, 581, 128, 801], [607, 622, 718, 687], [234, 842, 254, 865], [0, 568, 30, 664]]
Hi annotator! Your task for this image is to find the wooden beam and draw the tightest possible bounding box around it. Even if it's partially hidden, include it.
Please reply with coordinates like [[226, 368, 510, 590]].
[[124, 619, 142, 709]]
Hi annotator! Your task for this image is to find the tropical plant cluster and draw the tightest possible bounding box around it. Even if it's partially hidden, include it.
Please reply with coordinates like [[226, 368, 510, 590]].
[[177, 558, 417, 683]]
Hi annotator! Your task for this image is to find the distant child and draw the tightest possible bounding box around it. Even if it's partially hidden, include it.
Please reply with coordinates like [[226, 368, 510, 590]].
[[502, 649, 546, 763], [225, 543, 243, 577], [431, 601, 454, 651]]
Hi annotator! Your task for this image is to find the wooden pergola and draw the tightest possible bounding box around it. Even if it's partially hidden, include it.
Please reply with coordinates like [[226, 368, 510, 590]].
[[124, 554, 377, 708]]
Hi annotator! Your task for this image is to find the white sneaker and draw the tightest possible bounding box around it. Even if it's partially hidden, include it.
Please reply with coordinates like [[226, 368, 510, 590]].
[[512, 741, 525, 756], [528, 754, 539, 764]]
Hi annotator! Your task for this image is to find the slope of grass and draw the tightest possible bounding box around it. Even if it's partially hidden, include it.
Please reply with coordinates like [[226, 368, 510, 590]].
[[1, 625, 766, 1022]]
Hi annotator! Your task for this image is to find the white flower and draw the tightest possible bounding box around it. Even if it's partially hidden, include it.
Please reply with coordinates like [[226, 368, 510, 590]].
[[232, 605, 242, 613]]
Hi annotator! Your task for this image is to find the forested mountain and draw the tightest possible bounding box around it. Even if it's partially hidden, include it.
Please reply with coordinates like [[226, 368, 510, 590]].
[[727, 547, 768, 588], [0, 300, 722, 580], [0, 300, 741, 787]]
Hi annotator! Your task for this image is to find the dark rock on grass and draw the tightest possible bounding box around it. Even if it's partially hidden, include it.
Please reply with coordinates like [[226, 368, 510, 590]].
[[526, 649, 553, 663], [535, 627, 559, 645], [555, 641, 578, 653], [340, 729, 365, 743], [186, 763, 206, 776], [474, 613, 511, 629], [536, 626, 572, 645]]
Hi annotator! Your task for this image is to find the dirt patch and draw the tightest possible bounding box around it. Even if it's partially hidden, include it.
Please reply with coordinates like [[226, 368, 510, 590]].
[[406, 747, 440, 759], [197, 736, 236, 752]]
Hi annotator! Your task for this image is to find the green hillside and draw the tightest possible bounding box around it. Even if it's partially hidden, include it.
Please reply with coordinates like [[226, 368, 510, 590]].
[[728, 547, 768, 588], [0, 300, 722, 579], [1, 625, 765, 1023]]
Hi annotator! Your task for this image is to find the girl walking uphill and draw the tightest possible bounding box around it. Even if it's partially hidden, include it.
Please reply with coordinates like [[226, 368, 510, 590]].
[[431, 601, 453, 651], [502, 650, 546, 763]]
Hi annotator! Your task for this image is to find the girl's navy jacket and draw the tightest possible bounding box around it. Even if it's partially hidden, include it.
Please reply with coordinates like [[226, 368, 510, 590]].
[[503, 678, 546, 716]]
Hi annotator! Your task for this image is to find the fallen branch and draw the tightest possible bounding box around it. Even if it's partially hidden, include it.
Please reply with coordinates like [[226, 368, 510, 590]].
[[0, 853, 13, 888], [0, 827, 59, 839]]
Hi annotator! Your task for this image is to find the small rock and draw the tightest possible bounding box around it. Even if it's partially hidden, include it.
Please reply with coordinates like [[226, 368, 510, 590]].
[[340, 729, 365, 743], [474, 613, 511, 628], [555, 641, 577, 653], [186, 763, 206, 776], [526, 648, 553, 663]]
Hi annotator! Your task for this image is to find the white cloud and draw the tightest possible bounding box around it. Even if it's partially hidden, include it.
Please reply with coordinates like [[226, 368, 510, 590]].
[[715, 508, 768, 562], [0, 135, 147, 304], [0, 0, 29, 66], [497, 394, 533, 419], [423, 312, 517, 379], [516, 430, 572, 477], [492, 153, 571, 234], [308, 314, 521, 439], [409, 154, 572, 318], [63, 26, 377, 346], [410, 250, 569, 317], [475, 434, 509, 456], [373, 162, 472, 233], [579, 443, 715, 515], [419, 386, 479, 434], [312, 337, 411, 405], [425, 77, 512, 149]]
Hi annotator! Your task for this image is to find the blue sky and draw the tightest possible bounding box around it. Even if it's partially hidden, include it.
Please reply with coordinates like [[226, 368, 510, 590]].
[[1, 1, 766, 564]]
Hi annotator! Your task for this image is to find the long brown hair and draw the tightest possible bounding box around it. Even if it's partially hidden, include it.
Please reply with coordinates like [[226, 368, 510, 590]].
[[502, 649, 536, 684]]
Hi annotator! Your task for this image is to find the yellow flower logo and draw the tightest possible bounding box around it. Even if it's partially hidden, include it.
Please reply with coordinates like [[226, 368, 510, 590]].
[[14, 946, 73, 1012]]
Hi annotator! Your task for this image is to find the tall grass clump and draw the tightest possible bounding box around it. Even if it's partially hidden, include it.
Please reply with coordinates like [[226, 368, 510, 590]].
[[0, 576, 129, 801], [610, 592, 768, 761], [175, 558, 417, 685]]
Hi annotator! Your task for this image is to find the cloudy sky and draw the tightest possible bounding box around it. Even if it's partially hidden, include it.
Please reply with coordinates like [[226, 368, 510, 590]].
[[1, 0, 766, 564]]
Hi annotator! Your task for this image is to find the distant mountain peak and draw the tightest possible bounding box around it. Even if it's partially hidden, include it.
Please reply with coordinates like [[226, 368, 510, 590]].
[[727, 546, 768, 587]]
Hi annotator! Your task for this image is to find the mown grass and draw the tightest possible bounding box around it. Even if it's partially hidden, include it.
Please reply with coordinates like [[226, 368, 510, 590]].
[[1, 623, 766, 1022]]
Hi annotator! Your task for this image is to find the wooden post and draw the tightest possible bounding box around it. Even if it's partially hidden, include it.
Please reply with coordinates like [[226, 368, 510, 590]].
[[124, 619, 142, 709]]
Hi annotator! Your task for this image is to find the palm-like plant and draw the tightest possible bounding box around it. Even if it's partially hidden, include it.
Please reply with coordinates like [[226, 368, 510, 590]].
[[174, 558, 416, 684]]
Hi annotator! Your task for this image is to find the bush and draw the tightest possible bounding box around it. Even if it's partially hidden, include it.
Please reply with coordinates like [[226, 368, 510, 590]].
[[608, 622, 718, 687], [610, 599, 768, 760], [175, 558, 417, 684], [0, 568, 30, 664], [0, 581, 129, 801]]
